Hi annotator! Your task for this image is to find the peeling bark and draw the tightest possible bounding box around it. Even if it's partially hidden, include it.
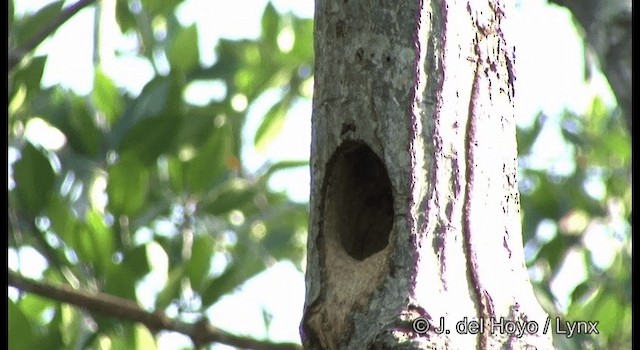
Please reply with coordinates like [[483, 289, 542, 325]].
[[302, 1, 555, 349]]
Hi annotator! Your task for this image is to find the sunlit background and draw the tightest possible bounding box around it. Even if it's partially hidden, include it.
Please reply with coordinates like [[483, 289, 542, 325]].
[[9, 0, 624, 349]]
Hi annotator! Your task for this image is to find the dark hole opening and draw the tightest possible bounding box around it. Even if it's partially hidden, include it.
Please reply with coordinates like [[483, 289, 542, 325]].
[[324, 141, 394, 261]]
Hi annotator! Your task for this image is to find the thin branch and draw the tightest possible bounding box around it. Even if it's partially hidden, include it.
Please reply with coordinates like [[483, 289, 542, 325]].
[[8, 271, 303, 350], [9, 0, 97, 71]]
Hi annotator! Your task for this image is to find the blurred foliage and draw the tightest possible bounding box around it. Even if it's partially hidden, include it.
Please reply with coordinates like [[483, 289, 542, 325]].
[[517, 97, 631, 349], [8, 0, 631, 349], [9, 0, 312, 348]]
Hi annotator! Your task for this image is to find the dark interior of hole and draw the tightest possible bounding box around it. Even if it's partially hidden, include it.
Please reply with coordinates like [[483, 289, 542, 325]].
[[324, 141, 394, 261]]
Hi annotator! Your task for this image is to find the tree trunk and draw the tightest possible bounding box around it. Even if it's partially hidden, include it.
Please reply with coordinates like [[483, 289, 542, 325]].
[[301, 0, 555, 349]]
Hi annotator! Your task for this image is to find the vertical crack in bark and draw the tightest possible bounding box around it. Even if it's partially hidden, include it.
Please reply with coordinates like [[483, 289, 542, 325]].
[[463, 54, 493, 350]]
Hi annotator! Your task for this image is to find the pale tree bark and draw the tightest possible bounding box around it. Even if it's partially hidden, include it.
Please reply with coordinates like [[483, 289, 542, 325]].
[[301, 0, 555, 349], [550, 0, 632, 130]]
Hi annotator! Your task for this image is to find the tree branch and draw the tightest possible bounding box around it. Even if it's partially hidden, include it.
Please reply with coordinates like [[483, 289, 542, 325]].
[[9, 0, 97, 71], [8, 271, 302, 350]]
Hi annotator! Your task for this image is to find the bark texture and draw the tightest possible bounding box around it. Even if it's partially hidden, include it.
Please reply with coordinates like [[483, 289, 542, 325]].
[[302, 0, 555, 349]]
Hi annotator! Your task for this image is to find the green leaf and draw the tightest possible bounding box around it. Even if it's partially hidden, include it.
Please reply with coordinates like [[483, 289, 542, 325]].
[[521, 172, 562, 220], [92, 68, 123, 126], [69, 225, 94, 264], [200, 255, 266, 307], [112, 77, 180, 147], [107, 156, 150, 216], [12, 1, 64, 48], [192, 39, 242, 82], [536, 235, 567, 272], [167, 24, 199, 73], [186, 234, 215, 289], [200, 266, 237, 307], [234, 66, 271, 100], [68, 97, 102, 157], [115, 0, 136, 33], [261, 205, 307, 262], [47, 195, 80, 246], [100, 321, 156, 349], [261, 159, 309, 180], [13, 142, 55, 216], [254, 96, 291, 150], [591, 294, 619, 338], [43, 92, 102, 157], [167, 156, 186, 193], [140, 0, 184, 16], [120, 115, 180, 164], [114, 78, 182, 164], [262, 228, 295, 259], [16, 294, 56, 325], [291, 18, 314, 62], [60, 303, 84, 347], [517, 113, 545, 155], [122, 245, 152, 279], [10, 55, 47, 101], [200, 232, 270, 307], [200, 178, 258, 215], [560, 126, 584, 147], [570, 282, 591, 304], [59, 209, 113, 276], [588, 96, 609, 124], [261, 2, 279, 47], [184, 123, 232, 192], [104, 264, 137, 300], [174, 108, 219, 148], [599, 129, 630, 167], [156, 266, 185, 309], [134, 324, 157, 349], [84, 209, 115, 275], [9, 299, 37, 349], [42, 307, 64, 349]]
